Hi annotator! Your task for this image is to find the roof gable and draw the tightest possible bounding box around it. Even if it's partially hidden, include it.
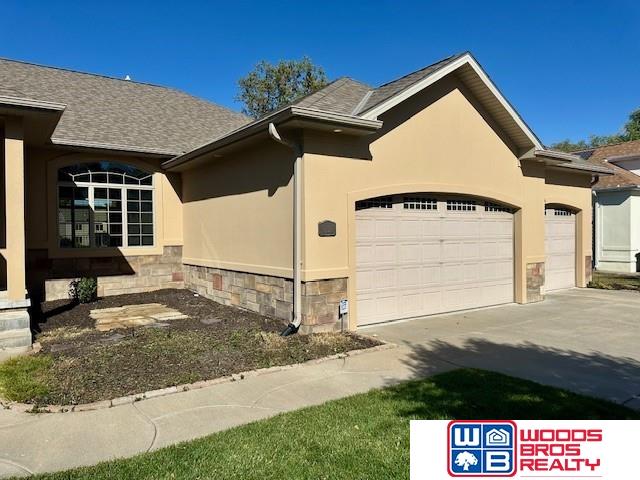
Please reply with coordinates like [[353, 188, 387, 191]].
[[358, 52, 543, 154]]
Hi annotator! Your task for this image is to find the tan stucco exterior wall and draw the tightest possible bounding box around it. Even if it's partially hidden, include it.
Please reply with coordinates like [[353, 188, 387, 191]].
[[180, 141, 295, 277], [25, 148, 183, 256], [300, 76, 592, 327]]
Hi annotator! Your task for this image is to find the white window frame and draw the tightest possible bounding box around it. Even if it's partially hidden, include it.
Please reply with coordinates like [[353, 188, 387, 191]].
[[57, 175, 155, 249]]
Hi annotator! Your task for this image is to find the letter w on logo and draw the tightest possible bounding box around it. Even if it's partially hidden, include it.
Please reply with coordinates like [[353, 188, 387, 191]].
[[454, 427, 480, 447]]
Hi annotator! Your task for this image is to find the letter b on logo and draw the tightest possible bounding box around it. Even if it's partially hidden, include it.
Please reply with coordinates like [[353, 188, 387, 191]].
[[485, 451, 511, 472]]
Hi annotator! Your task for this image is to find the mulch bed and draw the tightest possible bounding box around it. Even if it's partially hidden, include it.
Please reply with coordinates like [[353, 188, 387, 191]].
[[28, 289, 380, 405]]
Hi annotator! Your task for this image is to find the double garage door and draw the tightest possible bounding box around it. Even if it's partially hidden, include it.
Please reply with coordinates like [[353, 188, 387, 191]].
[[356, 195, 514, 326]]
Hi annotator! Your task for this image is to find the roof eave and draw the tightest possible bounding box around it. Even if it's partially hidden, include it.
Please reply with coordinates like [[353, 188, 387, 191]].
[[50, 138, 177, 158], [594, 185, 640, 193], [0, 94, 66, 112], [162, 106, 382, 171]]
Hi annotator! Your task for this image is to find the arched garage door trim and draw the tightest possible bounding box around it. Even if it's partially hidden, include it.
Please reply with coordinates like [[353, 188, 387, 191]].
[[347, 185, 523, 327]]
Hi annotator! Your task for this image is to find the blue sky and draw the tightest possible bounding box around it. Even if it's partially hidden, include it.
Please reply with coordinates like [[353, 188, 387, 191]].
[[3, 1, 639, 145]]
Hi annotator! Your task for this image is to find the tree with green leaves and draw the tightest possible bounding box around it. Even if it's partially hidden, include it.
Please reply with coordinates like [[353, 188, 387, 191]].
[[550, 107, 640, 152], [236, 57, 329, 119]]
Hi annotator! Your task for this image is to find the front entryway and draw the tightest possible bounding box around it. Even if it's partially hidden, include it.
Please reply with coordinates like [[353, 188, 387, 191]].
[[355, 194, 514, 325], [544, 207, 576, 291]]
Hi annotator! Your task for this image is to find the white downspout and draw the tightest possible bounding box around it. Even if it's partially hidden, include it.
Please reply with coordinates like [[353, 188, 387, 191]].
[[268, 123, 302, 334]]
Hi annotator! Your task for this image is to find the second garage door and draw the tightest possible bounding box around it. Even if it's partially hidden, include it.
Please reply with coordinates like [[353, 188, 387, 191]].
[[356, 195, 514, 326], [545, 207, 576, 291]]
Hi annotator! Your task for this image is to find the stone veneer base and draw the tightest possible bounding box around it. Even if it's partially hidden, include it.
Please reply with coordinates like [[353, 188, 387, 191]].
[[33, 246, 185, 301], [183, 264, 348, 332], [526, 261, 545, 303]]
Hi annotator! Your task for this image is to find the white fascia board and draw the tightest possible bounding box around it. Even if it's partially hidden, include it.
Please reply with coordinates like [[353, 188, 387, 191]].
[[360, 53, 544, 150]]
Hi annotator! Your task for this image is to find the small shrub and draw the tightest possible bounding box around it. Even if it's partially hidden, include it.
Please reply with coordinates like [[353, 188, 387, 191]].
[[69, 277, 98, 304]]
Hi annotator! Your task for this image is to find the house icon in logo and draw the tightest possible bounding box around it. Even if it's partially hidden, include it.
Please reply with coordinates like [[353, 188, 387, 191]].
[[485, 428, 510, 447]]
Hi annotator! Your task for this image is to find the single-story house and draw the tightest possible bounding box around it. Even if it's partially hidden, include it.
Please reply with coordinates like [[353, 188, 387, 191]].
[[577, 140, 640, 272], [0, 51, 610, 350]]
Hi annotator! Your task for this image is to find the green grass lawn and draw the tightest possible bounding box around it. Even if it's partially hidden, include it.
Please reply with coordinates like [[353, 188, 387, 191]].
[[590, 270, 640, 291], [24, 369, 639, 480]]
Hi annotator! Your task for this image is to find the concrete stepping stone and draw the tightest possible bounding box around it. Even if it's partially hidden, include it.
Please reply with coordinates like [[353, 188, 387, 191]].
[[91, 303, 189, 332]]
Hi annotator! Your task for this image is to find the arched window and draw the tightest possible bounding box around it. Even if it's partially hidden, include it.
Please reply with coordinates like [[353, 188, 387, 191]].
[[57, 162, 154, 248]]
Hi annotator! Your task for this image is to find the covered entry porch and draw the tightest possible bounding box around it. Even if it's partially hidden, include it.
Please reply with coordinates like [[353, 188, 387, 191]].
[[0, 99, 65, 351]]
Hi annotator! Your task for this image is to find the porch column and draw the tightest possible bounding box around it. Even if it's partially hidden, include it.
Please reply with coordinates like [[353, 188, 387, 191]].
[[4, 117, 26, 300]]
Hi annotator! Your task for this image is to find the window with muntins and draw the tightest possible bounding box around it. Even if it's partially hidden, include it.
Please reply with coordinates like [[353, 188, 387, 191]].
[[356, 196, 393, 210], [57, 162, 154, 248], [446, 200, 476, 211]]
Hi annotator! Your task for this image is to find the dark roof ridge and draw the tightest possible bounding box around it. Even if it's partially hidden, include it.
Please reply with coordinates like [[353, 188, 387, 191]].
[[0, 56, 182, 92], [374, 51, 467, 90]]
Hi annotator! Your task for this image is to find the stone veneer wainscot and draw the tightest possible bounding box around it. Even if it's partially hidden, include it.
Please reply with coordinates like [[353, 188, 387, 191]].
[[183, 264, 347, 333]]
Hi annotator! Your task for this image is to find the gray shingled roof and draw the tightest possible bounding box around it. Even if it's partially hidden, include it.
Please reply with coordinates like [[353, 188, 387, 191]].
[[357, 53, 466, 114], [294, 77, 371, 115], [291, 53, 466, 118], [0, 58, 250, 155]]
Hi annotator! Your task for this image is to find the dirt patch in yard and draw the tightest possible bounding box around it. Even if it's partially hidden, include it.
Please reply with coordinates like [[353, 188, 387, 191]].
[[11, 289, 380, 405]]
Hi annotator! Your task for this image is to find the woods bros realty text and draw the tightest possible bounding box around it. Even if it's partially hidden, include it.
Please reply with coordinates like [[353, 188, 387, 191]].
[[411, 420, 637, 478]]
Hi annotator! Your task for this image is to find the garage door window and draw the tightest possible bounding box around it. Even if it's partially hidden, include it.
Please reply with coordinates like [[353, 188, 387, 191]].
[[485, 202, 512, 213], [356, 196, 393, 210], [446, 200, 476, 211], [403, 197, 437, 210]]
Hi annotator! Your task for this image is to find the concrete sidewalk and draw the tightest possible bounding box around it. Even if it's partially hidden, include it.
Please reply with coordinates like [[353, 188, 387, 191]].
[[0, 344, 448, 477], [0, 288, 638, 477]]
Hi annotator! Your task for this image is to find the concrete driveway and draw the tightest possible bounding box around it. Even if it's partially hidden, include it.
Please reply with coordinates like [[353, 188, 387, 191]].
[[364, 288, 640, 409]]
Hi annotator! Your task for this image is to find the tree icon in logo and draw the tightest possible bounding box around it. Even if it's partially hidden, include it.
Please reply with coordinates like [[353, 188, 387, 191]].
[[454, 451, 479, 471]]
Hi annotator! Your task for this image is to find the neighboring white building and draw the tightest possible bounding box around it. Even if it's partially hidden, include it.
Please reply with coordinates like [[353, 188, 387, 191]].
[[578, 140, 640, 273]]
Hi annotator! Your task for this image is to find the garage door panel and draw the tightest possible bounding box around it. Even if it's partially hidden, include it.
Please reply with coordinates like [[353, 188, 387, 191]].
[[545, 208, 576, 292], [422, 264, 441, 285], [398, 243, 422, 263], [356, 196, 514, 325], [421, 242, 441, 262]]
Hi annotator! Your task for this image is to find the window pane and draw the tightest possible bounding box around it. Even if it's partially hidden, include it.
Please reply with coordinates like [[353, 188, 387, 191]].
[[128, 235, 141, 246], [94, 199, 108, 211], [94, 212, 108, 223], [59, 186, 73, 200], [141, 213, 153, 223], [109, 236, 123, 247], [110, 224, 122, 235], [94, 188, 108, 199], [141, 236, 153, 246], [75, 209, 89, 222], [108, 200, 122, 211], [108, 173, 124, 184], [141, 201, 152, 212], [110, 213, 122, 223], [142, 224, 153, 235], [128, 224, 140, 234], [127, 190, 140, 200], [141, 176, 152, 186], [93, 172, 108, 183], [109, 188, 122, 199], [127, 201, 140, 212], [127, 213, 139, 223], [141, 190, 152, 201], [125, 176, 138, 185]]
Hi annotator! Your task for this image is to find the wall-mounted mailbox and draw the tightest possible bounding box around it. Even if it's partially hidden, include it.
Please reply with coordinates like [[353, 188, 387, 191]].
[[318, 220, 336, 237]]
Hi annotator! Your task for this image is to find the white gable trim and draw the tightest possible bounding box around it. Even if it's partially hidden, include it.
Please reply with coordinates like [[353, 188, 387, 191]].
[[360, 53, 544, 150]]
